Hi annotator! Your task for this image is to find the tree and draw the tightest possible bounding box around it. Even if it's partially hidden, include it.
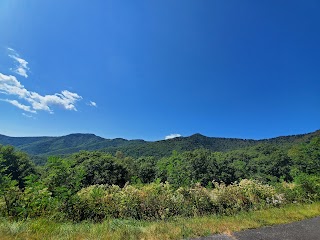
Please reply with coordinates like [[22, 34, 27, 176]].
[[42, 156, 84, 199], [136, 157, 156, 183], [0, 145, 36, 188], [157, 151, 191, 187], [289, 137, 320, 175], [72, 151, 129, 187], [0, 155, 20, 217]]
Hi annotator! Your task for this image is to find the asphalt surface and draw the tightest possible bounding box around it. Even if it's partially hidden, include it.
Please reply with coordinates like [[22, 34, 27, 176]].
[[192, 216, 320, 240]]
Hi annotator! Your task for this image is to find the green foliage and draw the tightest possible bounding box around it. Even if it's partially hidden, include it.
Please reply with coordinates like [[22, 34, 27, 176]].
[[157, 151, 192, 187], [0, 176, 20, 218], [71, 151, 129, 187], [1, 203, 320, 240], [135, 157, 157, 183], [42, 156, 84, 199], [288, 137, 320, 175], [73, 180, 285, 222], [294, 173, 320, 201], [19, 174, 56, 218], [212, 179, 284, 214], [0, 145, 36, 188]]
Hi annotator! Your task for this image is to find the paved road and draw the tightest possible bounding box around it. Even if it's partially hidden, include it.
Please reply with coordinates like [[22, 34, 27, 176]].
[[192, 216, 320, 240]]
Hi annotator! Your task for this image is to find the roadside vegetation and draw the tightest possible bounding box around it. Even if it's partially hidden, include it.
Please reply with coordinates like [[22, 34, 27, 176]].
[[0, 202, 319, 240], [0, 136, 319, 239]]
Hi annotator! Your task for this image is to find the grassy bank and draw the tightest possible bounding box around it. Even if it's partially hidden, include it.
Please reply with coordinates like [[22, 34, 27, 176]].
[[0, 202, 319, 240]]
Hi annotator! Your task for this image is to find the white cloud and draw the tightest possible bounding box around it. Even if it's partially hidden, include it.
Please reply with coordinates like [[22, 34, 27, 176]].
[[1, 48, 83, 114], [165, 133, 182, 140], [0, 73, 82, 113], [0, 73, 29, 97], [88, 101, 97, 107], [1, 99, 36, 113], [8, 48, 29, 78], [26, 90, 82, 113]]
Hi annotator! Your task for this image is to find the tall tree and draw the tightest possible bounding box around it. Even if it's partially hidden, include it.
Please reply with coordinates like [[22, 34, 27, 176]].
[[0, 145, 36, 188]]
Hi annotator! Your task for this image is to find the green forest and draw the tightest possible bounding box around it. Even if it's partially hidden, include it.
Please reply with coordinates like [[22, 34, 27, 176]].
[[0, 133, 319, 222]]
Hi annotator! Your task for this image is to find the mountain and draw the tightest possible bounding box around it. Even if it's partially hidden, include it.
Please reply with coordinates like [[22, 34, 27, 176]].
[[101, 130, 320, 158], [1, 130, 319, 160], [101, 133, 257, 158], [0, 134, 53, 147], [0, 133, 146, 156]]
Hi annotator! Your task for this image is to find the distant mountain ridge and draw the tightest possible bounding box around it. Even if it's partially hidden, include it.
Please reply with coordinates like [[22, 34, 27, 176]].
[[0, 133, 145, 156], [0, 130, 319, 158], [101, 130, 320, 158]]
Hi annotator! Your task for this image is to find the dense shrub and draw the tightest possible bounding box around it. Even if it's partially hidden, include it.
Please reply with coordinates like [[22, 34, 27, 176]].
[[1, 177, 319, 221], [19, 175, 57, 218], [274, 174, 320, 203], [73, 180, 285, 222], [294, 173, 320, 201], [212, 179, 284, 214]]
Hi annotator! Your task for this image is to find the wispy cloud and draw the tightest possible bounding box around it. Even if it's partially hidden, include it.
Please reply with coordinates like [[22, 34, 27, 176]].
[[88, 101, 97, 107], [0, 73, 82, 114], [1, 99, 36, 113], [0, 48, 84, 114], [8, 48, 29, 78], [165, 133, 182, 140], [22, 112, 36, 119]]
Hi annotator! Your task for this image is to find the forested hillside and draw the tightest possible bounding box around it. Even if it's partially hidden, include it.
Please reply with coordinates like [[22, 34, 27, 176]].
[[102, 130, 320, 158], [0, 133, 145, 157], [1, 130, 319, 160]]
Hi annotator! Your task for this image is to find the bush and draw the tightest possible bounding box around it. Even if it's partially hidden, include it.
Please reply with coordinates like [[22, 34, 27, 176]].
[[275, 182, 301, 203], [75, 180, 284, 221], [212, 179, 284, 214], [294, 173, 320, 201], [2, 177, 316, 221]]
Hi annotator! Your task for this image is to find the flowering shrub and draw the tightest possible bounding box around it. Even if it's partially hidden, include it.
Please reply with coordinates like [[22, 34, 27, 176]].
[[276, 174, 320, 203], [2, 178, 316, 221], [73, 179, 284, 221], [211, 179, 283, 214]]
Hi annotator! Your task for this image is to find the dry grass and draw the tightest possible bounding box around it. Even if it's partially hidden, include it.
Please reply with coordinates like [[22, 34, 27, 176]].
[[0, 202, 319, 240]]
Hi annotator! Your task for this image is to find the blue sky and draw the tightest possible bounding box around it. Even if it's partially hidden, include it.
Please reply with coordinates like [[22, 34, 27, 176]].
[[0, 0, 319, 141]]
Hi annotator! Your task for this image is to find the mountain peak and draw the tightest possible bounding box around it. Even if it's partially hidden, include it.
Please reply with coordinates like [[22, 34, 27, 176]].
[[65, 133, 97, 137], [189, 133, 206, 138]]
